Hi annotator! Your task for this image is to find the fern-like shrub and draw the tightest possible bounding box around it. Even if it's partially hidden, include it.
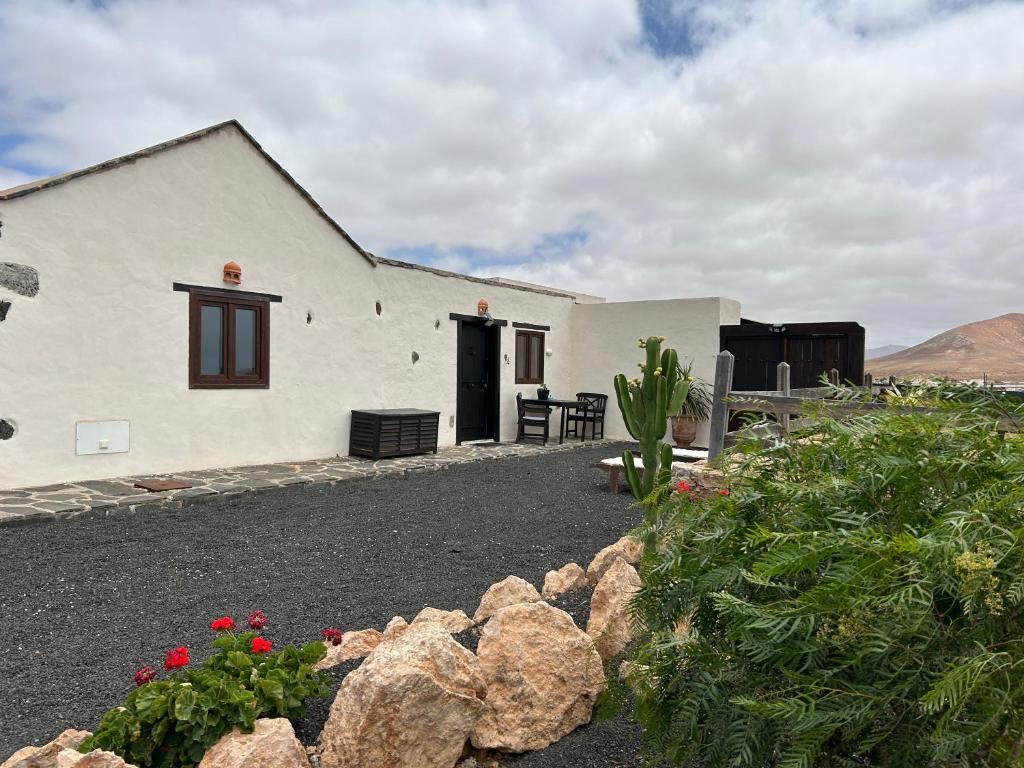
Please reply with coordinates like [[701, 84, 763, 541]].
[[630, 385, 1024, 767]]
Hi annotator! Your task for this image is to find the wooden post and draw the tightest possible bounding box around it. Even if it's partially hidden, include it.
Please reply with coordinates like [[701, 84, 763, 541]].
[[828, 368, 840, 387], [864, 372, 873, 392], [708, 350, 735, 461], [776, 362, 791, 433]]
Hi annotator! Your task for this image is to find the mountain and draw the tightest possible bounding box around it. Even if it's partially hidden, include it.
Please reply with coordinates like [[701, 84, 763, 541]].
[[866, 344, 908, 359], [868, 313, 1024, 382]]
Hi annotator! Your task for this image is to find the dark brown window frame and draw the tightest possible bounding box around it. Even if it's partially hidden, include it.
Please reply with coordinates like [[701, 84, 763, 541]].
[[515, 329, 545, 385], [188, 290, 270, 389]]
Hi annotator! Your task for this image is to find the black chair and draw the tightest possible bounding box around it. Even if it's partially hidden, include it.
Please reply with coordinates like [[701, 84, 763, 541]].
[[516, 392, 551, 444], [566, 392, 608, 440]]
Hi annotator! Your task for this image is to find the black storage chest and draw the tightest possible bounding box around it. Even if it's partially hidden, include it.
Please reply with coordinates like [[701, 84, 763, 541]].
[[349, 409, 440, 460]]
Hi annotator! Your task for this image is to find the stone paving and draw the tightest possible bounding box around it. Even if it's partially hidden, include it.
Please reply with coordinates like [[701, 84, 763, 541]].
[[0, 440, 607, 526]]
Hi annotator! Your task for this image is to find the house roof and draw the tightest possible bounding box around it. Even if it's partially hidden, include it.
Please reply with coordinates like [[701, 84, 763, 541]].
[[374, 256, 578, 300], [0, 120, 376, 266]]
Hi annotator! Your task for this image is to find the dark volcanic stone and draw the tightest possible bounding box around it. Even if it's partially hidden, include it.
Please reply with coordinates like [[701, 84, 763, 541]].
[[0, 262, 39, 298]]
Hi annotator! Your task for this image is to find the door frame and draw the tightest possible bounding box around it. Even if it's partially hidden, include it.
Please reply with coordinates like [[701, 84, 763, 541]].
[[451, 312, 506, 444]]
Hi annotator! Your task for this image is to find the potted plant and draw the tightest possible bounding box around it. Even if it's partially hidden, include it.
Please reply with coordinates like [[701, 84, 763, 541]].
[[537, 383, 550, 400], [670, 362, 712, 447]]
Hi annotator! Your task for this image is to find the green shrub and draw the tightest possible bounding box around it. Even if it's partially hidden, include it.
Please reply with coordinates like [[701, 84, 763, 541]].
[[630, 385, 1024, 767], [80, 618, 332, 768]]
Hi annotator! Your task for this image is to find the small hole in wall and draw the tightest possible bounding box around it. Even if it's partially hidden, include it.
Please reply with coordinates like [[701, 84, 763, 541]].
[[0, 419, 15, 440], [375, 301, 382, 316], [411, 351, 420, 364], [306, 311, 313, 325], [449, 414, 455, 428], [434, 319, 440, 330]]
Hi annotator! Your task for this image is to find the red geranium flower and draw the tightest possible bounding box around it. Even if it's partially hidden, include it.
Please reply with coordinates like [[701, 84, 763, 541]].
[[133, 665, 157, 687], [322, 628, 344, 646], [718, 489, 730, 496], [676, 480, 692, 493], [164, 646, 189, 671], [251, 636, 272, 654], [210, 616, 235, 632], [248, 610, 267, 630]]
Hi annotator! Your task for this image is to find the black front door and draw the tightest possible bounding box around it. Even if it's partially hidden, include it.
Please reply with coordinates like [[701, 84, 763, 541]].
[[457, 320, 499, 443]]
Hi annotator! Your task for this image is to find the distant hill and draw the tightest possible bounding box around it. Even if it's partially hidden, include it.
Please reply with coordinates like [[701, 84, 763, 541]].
[[866, 344, 908, 359], [868, 313, 1024, 382]]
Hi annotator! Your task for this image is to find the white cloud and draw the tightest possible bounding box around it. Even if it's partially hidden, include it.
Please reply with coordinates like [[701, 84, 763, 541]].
[[0, 0, 1021, 346]]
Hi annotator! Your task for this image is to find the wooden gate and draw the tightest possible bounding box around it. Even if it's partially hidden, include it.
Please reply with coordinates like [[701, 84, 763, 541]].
[[721, 321, 865, 390]]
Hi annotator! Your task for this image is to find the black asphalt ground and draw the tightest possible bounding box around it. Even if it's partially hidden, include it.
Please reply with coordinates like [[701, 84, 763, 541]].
[[0, 442, 647, 766]]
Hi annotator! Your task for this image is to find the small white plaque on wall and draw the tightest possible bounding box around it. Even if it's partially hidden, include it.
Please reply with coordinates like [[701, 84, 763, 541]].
[[76, 420, 130, 456]]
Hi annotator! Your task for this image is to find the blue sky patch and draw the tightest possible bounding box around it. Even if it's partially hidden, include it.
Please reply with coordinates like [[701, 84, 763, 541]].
[[639, 0, 702, 58], [388, 227, 590, 274]]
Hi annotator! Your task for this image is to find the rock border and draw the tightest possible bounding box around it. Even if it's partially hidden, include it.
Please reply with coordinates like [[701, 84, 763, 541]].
[[4, 533, 648, 768]]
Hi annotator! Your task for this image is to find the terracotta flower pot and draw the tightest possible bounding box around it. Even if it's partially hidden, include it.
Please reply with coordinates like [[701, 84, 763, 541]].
[[670, 415, 699, 448]]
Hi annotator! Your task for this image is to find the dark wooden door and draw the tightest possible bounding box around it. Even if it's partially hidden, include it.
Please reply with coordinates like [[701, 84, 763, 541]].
[[457, 321, 499, 442]]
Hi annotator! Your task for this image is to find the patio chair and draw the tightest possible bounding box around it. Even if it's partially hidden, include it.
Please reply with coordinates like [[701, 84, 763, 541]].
[[516, 392, 551, 444], [566, 392, 608, 440]]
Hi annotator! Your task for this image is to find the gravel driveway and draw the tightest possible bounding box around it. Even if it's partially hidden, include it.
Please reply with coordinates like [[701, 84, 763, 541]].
[[0, 442, 646, 765]]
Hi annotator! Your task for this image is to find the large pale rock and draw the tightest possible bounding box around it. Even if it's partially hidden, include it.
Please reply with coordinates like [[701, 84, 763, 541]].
[[382, 615, 408, 639], [198, 718, 308, 768], [411, 607, 474, 634], [1, 748, 36, 768], [3, 731, 91, 768], [587, 558, 642, 661], [586, 536, 643, 586], [472, 576, 541, 622], [314, 629, 383, 671], [319, 621, 486, 768], [56, 751, 136, 768], [470, 601, 604, 753], [541, 563, 587, 600]]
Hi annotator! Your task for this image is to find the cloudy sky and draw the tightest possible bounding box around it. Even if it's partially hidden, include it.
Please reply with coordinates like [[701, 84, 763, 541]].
[[1, 0, 1021, 347]]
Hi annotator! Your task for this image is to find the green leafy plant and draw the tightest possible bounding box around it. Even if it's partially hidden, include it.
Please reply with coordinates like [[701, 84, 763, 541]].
[[674, 362, 712, 421], [614, 336, 690, 509], [79, 612, 336, 768], [629, 383, 1024, 767]]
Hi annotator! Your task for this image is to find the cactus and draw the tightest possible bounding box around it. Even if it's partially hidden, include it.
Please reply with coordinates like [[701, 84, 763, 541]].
[[613, 336, 690, 507]]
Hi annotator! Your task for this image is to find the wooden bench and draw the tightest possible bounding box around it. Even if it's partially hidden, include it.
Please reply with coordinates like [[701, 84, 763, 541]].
[[594, 449, 708, 493]]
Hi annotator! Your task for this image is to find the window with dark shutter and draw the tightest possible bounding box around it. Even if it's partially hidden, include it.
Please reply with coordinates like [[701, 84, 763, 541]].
[[515, 330, 544, 384]]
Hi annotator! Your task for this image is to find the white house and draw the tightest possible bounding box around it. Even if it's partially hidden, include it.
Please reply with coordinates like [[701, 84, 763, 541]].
[[0, 121, 740, 489]]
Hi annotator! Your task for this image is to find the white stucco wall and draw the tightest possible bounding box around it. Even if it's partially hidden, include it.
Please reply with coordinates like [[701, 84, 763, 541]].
[[0, 125, 580, 488], [0, 123, 739, 489], [373, 262, 575, 446], [569, 298, 741, 447], [0, 126, 369, 488]]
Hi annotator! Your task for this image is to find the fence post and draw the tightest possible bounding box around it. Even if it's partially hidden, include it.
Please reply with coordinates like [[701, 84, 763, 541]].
[[776, 361, 791, 433], [708, 350, 735, 461], [828, 368, 840, 387], [864, 372, 873, 393]]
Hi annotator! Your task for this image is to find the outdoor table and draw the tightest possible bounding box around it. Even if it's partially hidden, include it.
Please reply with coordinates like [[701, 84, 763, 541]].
[[521, 397, 582, 444]]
